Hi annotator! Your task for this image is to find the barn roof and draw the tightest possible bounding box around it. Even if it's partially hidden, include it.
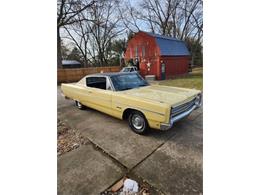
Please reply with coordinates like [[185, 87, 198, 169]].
[[144, 32, 190, 56], [62, 60, 81, 65]]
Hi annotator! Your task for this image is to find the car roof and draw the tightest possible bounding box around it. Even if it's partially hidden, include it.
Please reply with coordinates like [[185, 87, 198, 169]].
[[87, 71, 137, 77]]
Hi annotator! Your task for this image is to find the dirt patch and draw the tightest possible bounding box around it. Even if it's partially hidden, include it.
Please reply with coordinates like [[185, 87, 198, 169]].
[[57, 118, 86, 156]]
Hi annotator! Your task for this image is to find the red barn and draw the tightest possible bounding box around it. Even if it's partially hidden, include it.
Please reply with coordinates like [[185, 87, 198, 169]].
[[124, 31, 191, 80]]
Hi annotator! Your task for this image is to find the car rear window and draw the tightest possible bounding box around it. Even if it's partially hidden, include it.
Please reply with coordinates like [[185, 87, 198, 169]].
[[86, 77, 106, 90]]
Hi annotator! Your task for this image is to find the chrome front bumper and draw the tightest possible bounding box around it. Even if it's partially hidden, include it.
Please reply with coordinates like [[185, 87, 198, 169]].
[[160, 104, 198, 131]]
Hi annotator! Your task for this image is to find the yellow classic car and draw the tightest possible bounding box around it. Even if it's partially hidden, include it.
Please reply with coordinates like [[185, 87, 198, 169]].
[[61, 72, 202, 134]]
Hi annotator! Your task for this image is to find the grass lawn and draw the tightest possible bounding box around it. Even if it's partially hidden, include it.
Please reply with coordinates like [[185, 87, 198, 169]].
[[159, 67, 203, 90]]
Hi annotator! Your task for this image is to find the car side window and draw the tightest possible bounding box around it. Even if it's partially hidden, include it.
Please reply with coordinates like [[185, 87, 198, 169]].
[[86, 77, 106, 90]]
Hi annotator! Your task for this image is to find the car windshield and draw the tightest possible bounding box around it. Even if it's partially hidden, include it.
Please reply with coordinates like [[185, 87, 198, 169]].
[[110, 73, 149, 91]]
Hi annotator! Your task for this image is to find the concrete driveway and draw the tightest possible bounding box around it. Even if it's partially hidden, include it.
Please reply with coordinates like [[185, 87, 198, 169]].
[[57, 86, 203, 194]]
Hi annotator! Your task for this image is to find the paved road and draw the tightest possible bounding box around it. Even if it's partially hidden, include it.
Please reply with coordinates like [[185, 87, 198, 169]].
[[57, 86, 203, 195]]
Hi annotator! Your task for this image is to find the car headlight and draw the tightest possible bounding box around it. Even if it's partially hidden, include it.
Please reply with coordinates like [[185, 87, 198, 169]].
[[195, 94, 202, 106]]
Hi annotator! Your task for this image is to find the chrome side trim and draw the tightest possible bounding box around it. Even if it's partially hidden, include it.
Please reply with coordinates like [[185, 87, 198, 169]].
[[114, 101, 165, 116], [107, 76, 116, 91]]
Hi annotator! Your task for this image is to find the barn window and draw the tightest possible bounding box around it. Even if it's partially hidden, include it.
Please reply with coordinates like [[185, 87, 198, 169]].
[[135, 46, 138, 57], [142, 46, 146, 57], [130, 47, 133, 58]]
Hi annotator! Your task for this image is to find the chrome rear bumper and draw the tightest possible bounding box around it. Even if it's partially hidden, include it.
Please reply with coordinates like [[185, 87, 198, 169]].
[[160, 105, 198, 131]]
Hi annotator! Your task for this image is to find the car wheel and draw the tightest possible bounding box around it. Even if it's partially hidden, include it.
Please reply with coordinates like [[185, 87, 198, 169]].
[[75, 101, 85, 110], [128, 111, 149, 134]]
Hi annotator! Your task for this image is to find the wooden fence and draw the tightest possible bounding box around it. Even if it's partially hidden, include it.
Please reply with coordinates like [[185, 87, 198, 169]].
[[57, 66, 121, 83]]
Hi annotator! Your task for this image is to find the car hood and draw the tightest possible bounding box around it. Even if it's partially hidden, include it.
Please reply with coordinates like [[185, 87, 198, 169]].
[[120, 85, 201, 106]]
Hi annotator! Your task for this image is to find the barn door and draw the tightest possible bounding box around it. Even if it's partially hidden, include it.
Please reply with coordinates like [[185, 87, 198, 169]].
[[161, 63, 166, 80]]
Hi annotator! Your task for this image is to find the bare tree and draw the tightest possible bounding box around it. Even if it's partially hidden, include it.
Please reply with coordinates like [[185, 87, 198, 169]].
[[120, 0, 203, 64], [118, 0, 141, 33], [59, 0, 203, 67], [63, 0, 125, 66], [177, 0, 203, 64], [122, 0, 203, 41], [63, 14, 90, 67], [177, 0, 202, 40], [139, 0, 175, 35], [57, 0, 95, 68], [89, 0, 126, 66]]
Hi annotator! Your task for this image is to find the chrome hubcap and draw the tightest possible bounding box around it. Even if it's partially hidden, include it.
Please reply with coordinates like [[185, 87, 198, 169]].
[[76, 101, 82, 108], [131, 114, 144, 130]]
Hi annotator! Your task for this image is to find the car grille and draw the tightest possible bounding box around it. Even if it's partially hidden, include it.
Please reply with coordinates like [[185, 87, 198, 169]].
[[171, 98, 196, 117]]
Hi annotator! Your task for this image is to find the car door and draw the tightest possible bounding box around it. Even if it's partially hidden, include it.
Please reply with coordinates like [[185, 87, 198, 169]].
[[76, 76, 95, 107], [84, 76, 113, 115]]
